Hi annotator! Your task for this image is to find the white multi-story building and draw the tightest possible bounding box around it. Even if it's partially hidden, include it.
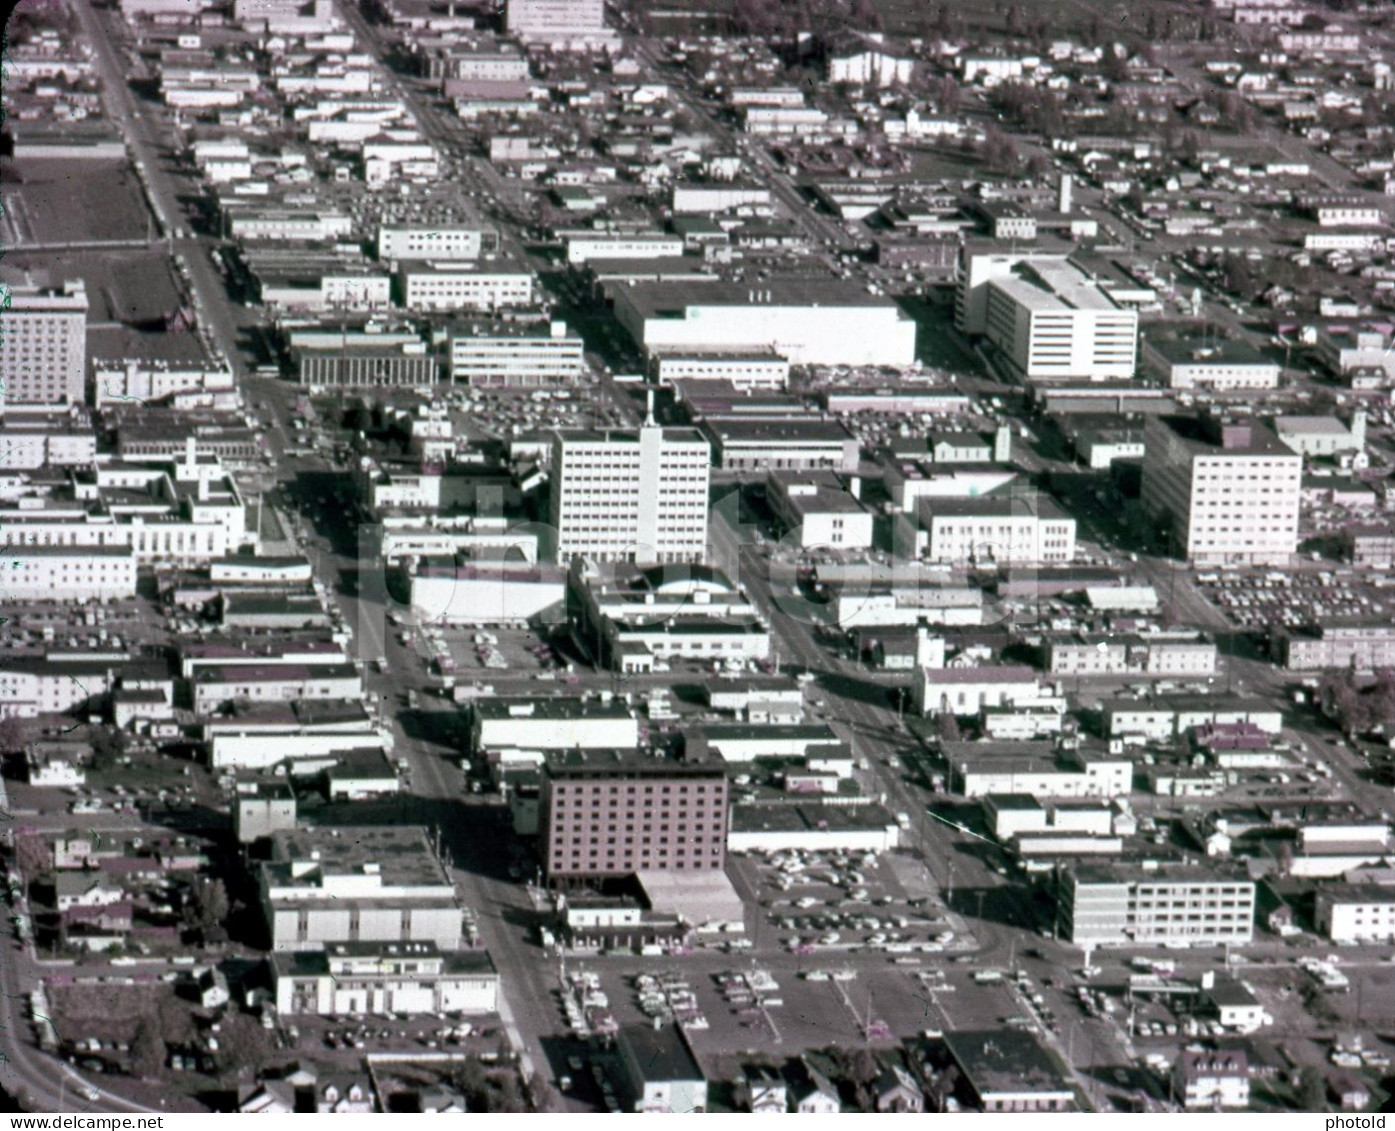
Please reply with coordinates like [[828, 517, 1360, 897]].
[[260, 827, 464, 952], [0, 281, 88, 404], [610, 279, 917, 367], [1315, 885, 1395, 943], [377, 225, 484, 262], [1044, 633, 1218, 677], [0, 457, 251, 566], [914, 492, 1076, 565], [0, 412, 99, 469], [396, 263, 534, 311], [1058, 865, 1256, 946], [915, 665, 1045, 716], [1141, 415, 1302, 566], [982, 261, 1139, 381], [549, 421, 710, 564], [449, 322, 584, 387], [0, 546, 137, 601]]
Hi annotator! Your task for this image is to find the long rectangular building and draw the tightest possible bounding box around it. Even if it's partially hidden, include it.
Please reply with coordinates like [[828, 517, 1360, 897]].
[[449, 323, 584, 387], [1058, 864, 1255, 947], [609, 279, 917, 367]]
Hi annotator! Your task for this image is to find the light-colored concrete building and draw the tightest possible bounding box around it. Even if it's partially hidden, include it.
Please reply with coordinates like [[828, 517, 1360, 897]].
[[610, 279, 917, 367], [1141, 415, 1301, 566], [982, 261, 1139, 382], [260, 826, 464, 952], [1058, 864, 1255, 946], [0, 281, 88, 404], [549, 421, 710, 565]]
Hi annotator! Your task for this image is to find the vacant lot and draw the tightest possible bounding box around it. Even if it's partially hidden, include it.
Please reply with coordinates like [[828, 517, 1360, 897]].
[[3, 158, 152, 244]]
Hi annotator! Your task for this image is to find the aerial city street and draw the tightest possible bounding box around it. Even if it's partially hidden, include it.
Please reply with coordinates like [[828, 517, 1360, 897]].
[[2, 0, 1395, 1114]]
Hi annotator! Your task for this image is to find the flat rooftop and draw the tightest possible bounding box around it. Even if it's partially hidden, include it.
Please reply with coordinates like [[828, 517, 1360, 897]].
[[615, 277, 902, 316]]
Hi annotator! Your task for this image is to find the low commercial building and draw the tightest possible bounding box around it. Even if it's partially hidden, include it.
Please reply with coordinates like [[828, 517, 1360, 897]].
[[1315, 885, 1395, 943], [913, 492, 1076, 565], [1344, 523, 1395, 569], [916, 665, 1044, 716], [567, 562, 769, 673], [702, 418, 860, 473], [260, 826, 465, 952], [1043, 633, 1217, 677], [616, 1024, 708, 1114], [609, 279, 917, 367], [1274, 413, 1366, 459], [409, 561, 566, 625], [191, 663, 363, 716], [377, 225, 485, 262], [294, 344, 439, 389], [395, 262, 534, 311], [945, 741, 1132, 799], [766, 470, 874, 551], [651, 349, 790, 391], [234, 779, 297, 843], [727, 803, 900, 854], [470, 697, 639, 764], [274, 944, 498, 1016], [1102, 695, 1283, 741], [942, 1030, 1076, 1113], [1279, 621, 1395, 670], [1140, 337, 1280, 392], [1058, 864, 1256, 947]]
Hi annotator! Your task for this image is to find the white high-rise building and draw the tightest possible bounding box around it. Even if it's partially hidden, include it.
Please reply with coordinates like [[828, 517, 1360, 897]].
[[0, 280, 88, 404], [549, 420, 710, 565], [982, 261, 1139, 381], [1141, 415, 1302, 567]]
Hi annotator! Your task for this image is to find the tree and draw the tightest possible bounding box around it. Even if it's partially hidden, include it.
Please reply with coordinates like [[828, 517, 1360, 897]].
[[90, 729, 129, 773], [1299, 1067, 1328, 1112], [214, 1014, 272, 1079], [935, 712, 961, 742], [131, 1019, 165, 1078], [184, 877, 230, 936]]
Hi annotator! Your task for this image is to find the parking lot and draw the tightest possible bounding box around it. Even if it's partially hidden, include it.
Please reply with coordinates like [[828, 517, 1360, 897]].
[[730, 849, 973, 957], [1196, 569, 1391, 632]]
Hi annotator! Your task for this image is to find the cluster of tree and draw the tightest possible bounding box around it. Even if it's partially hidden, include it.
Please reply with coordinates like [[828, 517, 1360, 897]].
[[734, 0, 880, 38], [182, 876, 231, 941], [988, 82, 1069, 140], [1320, 668, 1395, 738], [452, 1056, 529, 1113]]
